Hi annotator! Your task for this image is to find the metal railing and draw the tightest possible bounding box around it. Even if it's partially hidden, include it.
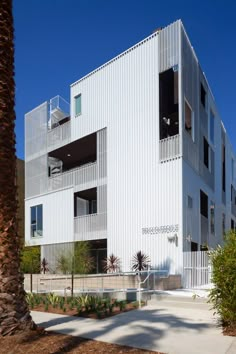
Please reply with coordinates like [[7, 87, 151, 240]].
[[47, 120, 71, 150], [50, 95, 70, 117], [74, 212, 107, 241], [48, 162, 97, 191], [24, 270, 170, 295], [159, 134, 180, 161]]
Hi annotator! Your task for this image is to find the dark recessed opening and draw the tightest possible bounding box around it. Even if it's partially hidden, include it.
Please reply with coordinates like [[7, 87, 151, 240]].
[[159, 68, 179, 140]]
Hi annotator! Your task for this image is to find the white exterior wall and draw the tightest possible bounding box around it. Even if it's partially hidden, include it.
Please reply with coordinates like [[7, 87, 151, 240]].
[[25, 187, 74, 246], [70, 26, 182, 273]]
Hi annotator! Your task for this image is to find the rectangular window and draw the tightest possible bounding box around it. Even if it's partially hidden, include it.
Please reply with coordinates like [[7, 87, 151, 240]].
[[203, 137, 209, 168], [75, 94, 81, 116], [222, 144, 226, 192], [201, 83, 206, 108], [222, 213, 225, 235], [30, 205, 43, 237], [200, 190, 208, 218], [210, 110, 214, 143], [231, 219, 235, 230], [210, 201, 215, 235], [185, 100, 193, 139]]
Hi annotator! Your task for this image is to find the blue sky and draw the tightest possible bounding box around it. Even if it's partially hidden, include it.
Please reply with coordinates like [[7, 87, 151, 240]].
[[14, 0, 236, 159]]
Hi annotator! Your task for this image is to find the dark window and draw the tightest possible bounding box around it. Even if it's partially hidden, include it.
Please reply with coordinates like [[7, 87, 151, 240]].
[[231, 219, 235, 230], [222, 213, 225, 235], [159, 68, 179, 140], [204, 137, 209, 168], [222, 144, 226, 192], [30, 205, 43, 237], [191, 242, 198, 252], [210, 110, 214, 143], [201, 83, 206, 108], [200, 190, 208, 218], [210, 201, 215, 234]]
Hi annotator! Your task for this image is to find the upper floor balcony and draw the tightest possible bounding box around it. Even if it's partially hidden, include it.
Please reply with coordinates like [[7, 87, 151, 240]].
[[47, 96, 71, 151], [48, 161, 98, 192]]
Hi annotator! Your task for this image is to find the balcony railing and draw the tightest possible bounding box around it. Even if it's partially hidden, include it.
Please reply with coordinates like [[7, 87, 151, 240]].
[[74, 213, 107, 241], [48, 162, 97, 191], [159, 134, 180, 162], [47, 120, 71, 150]]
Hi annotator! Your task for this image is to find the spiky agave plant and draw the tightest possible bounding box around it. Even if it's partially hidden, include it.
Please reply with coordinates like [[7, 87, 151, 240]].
[[131, 251, 150, 272], [102, 253, 121, 273]]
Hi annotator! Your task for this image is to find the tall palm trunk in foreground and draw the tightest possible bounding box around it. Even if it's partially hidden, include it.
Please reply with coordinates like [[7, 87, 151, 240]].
[[0, 0, 35, 335]]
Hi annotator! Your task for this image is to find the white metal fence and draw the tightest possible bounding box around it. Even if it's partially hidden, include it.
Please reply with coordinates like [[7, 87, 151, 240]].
[[183, 251, 212, 288]]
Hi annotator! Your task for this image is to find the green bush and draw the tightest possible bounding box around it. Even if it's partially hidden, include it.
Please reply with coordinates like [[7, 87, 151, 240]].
[[208, 230, 236, 329], [20, 245, 40, 273]]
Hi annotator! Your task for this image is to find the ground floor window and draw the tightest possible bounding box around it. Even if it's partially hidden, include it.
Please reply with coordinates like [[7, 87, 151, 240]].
[[31, 204, 43, 237]]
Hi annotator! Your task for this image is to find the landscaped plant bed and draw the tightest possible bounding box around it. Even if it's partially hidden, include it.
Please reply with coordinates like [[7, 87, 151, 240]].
[[0, 328, 164, 354], [223, 325, 236, 337], [26, 292, 145, 319]]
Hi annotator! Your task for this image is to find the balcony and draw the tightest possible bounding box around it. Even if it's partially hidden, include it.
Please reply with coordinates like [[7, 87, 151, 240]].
[[48, 162, 97, 192], [47, 96, 71, 151], [74, 213, 107, 241], [159, 134, 180, 162]]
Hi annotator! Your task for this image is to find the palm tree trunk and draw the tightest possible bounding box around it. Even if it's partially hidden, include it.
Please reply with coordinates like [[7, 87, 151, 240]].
[[0, 0, 35, 335]]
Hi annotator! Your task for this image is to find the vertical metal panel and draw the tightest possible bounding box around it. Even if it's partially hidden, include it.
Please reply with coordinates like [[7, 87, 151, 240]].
[[25, 102, 48, 160], [159, 20, 180, 73]]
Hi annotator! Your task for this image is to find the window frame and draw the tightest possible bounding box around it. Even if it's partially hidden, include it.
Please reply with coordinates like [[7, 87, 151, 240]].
[[75, 94, 82, 116], [30, 204, 43, 238]]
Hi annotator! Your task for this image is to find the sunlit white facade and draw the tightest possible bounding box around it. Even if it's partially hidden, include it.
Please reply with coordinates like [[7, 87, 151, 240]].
[[25, 20, 236, 275]]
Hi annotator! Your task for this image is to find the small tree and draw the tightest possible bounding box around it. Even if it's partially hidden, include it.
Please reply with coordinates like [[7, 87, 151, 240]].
[[56, 252, 72, 274], [74, 241, 95, 274], [56, 242, 95, 275], [102, 253, 121, 273], [208, 231, 236, 331], [131, 250, 150, 272]]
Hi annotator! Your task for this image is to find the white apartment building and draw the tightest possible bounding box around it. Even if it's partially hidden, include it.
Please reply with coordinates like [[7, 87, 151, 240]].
[[25, 20, 236, 275]]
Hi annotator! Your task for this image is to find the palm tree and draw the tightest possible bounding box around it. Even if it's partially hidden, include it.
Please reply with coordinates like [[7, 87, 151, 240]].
[[0, 0, 35, 335]]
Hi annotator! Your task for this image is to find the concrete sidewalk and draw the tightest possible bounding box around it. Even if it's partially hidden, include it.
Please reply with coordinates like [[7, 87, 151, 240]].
[[32, 300, 236, 354]]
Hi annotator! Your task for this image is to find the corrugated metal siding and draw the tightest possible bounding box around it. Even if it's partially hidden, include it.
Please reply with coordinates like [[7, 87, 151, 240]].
[[70, 27, 182, 273], [25, 188, 74, 245], [159, 20, 180, 73]]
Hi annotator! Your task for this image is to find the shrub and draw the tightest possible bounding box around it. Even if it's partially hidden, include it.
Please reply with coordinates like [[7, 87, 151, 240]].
[[131, 250, 150, 272], [20, 245, 40, 273], [102, 254, 121, 273], [208, 231, 236, 329]]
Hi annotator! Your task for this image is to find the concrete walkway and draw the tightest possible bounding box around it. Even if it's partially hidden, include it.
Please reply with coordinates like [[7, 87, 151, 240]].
[[31, 297, 236, 354]]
